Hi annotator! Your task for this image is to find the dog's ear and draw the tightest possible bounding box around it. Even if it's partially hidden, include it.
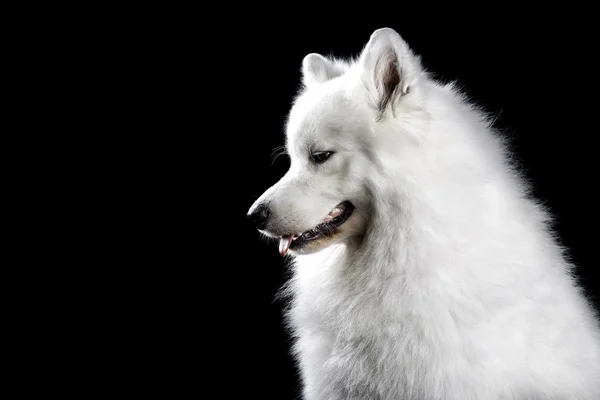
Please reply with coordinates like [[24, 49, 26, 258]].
[[359, 28, 422, 119], [302, 53, 346, 87]]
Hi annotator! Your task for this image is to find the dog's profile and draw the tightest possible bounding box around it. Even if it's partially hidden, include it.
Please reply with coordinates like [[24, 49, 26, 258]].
[[247, 28, 600, 399]]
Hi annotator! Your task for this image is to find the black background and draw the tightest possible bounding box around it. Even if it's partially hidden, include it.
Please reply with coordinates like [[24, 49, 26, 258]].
[[126, 10, 600, 399]]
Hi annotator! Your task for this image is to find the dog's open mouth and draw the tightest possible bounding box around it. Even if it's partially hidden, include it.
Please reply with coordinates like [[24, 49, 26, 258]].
[[279, 201, 355, 256]]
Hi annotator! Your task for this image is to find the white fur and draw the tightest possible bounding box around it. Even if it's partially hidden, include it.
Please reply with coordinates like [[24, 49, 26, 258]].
[[249, 28, 600, 399]]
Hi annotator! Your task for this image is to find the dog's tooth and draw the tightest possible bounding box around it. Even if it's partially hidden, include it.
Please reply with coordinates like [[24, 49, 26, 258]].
[[329, 207, 344, 219]]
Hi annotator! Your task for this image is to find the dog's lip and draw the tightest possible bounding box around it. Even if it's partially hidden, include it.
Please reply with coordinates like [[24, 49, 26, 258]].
[[278, 201, 355, 256], [285, 201, 354, 238]]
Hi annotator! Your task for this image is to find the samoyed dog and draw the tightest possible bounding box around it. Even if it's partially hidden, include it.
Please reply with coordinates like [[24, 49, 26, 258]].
[[247, 28, 600, 399]]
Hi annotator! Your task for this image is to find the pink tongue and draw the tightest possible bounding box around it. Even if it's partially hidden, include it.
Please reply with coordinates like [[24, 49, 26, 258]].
[[279, 235, 294, 257]]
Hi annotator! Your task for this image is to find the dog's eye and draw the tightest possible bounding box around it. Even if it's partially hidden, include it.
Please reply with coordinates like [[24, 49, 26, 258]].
[[311, 151, 333, 164]]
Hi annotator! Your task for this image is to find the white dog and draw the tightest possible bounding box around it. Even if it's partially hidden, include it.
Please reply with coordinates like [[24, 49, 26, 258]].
[[247, 28, 600, 399]]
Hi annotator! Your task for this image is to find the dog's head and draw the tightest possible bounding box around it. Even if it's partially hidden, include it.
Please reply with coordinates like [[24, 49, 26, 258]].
[[248, 28, 424, 257]]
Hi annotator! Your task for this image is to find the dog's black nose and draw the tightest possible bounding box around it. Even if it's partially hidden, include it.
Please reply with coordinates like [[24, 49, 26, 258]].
[[247, 204, 270, 230]]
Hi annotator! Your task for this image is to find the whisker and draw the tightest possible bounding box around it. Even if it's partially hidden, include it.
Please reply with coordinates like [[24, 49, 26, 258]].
[[271, 145, 288, 166], [270, 145, 286, 156]]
